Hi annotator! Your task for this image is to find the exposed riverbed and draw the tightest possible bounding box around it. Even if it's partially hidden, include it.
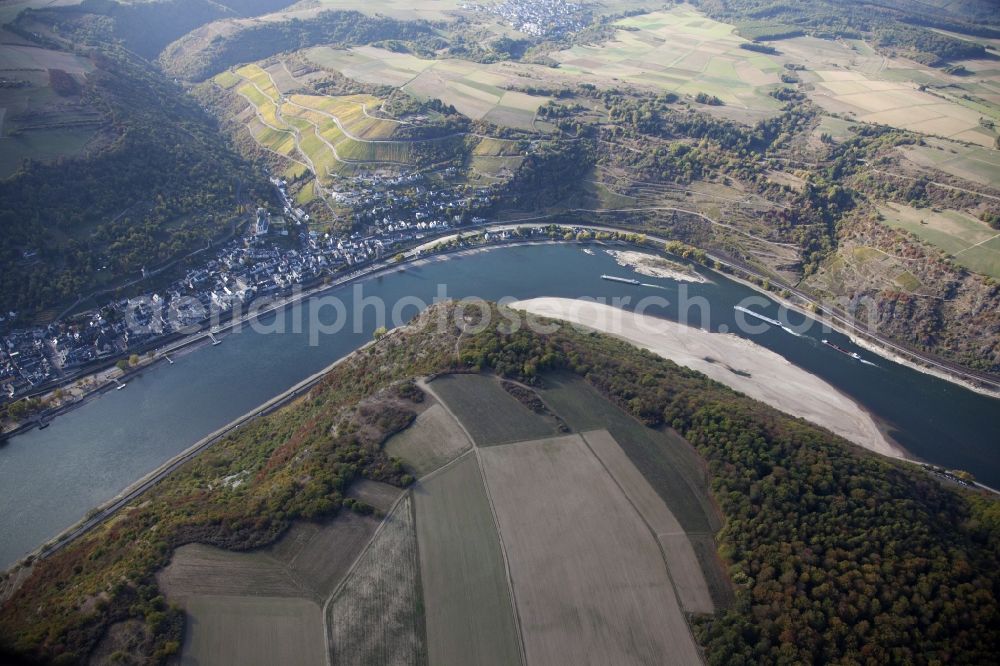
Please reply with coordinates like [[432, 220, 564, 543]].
[[1, 243, 997, 568]]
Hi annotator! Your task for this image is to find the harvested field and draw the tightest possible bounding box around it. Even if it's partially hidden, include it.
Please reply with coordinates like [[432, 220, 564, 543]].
[[346, 478, 403, 513], [276, 514, 382, 598], [540, 373, 718, 534], [774, 35, 999, 147], [480, 434, 701, 665], [327, 495, 426, 665], [158, 544, 307, 600], [159, 511, 380, 602], [413, 453, 521, 666], [429, 374, 561, 446], [581, 429, 713, 614], [384, 402, 472, 477], [181, 595, 325, 666]]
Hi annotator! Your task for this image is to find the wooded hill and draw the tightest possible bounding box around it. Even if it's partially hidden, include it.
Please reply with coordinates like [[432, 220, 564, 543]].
[[0, 5, 282, 317], [1, 302, 997, 663]]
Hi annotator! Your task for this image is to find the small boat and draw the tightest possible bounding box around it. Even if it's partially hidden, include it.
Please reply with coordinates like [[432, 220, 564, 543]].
[[582, 248, 595, 255], [37, 420, 49, 430], [116, 382, 127, 390], [601, 274, 640, 285]]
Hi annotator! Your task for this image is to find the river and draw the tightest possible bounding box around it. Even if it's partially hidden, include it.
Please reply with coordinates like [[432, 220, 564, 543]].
[[1, 243, 997, 568]]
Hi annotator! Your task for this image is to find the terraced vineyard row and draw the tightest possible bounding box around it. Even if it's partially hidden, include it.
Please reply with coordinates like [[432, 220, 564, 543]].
[[216, 64, 435, 184]]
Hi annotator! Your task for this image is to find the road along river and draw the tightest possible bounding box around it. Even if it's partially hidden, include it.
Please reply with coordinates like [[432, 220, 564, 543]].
[[1, 243, 998, 568]]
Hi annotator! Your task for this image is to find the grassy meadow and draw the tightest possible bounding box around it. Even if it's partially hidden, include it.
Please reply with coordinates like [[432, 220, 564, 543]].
[[898, 138, 1000, 189], [878, 203, 1000, 279]]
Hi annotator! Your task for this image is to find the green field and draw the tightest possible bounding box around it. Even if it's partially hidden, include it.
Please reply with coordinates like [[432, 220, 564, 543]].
[[413, 454, 521, 665], [335, 137, 415, 163], [815, 115, 858, 143], [898, 138, 1000, 189], [550, 7, 785, 114], [878, 203, 1000, 279], [428, 374, 562, 445], [0, 128, 96, 178], [471, 137, 523, 156], [0, 46, 101, 176]]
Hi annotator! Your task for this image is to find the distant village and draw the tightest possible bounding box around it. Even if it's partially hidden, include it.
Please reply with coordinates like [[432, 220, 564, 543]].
[[0, 171, 500, 400], [463, 0, 589, 37]]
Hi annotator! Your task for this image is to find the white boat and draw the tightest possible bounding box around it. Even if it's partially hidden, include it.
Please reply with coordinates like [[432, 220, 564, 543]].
[[601, 274, 640, 285], [733, 305, 781, 327]]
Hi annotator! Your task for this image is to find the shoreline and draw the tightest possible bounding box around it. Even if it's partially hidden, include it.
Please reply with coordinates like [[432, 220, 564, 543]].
[[4, 241, 996, 573], [711, 267, 1000, 401], [510, 297, 908, 460], [604, 248, 708, 283], [2, 330, 390, 578], [4, 226, 996, 444]]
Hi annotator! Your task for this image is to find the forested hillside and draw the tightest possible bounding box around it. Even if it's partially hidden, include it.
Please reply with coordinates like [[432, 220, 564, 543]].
[[1, 302, 996, 663], [0, 32, 268, 316], [460, 304, 1000, 664]]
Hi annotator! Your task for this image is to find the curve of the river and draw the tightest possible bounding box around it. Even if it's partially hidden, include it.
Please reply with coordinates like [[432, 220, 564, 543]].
[[1, 243, 997, 567]]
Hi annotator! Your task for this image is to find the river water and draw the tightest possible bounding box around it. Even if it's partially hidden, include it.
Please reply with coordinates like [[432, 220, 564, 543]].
[[1, 243, 997, 567]]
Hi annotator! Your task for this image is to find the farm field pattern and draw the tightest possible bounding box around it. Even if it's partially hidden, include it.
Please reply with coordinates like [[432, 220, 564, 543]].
[[159, 373, 729, 664]]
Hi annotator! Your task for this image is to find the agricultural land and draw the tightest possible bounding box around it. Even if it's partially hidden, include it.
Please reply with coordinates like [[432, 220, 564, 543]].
[[0, 0, 1000, 660], [1, 302, 999, 664], [877, 202, 1000, 279]]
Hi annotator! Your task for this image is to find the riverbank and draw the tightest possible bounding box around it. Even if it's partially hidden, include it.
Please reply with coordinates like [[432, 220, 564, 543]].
[[510, 297, 906, 459], [4, 242, 998, 577], [706, 262, 1000, 402], [2, 329, 389, 581], [605, 249, 707, 283], [5, 222, 996, 443]]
